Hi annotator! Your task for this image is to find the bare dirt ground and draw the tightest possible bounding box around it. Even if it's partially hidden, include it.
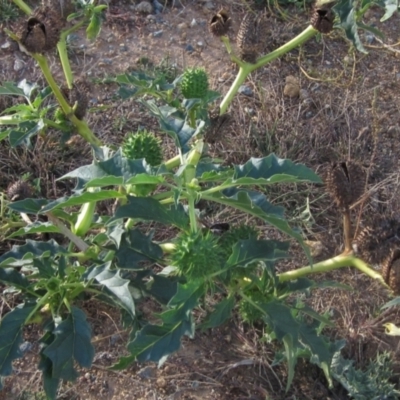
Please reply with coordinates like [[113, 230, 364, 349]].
[[1, 0, 400, 399]]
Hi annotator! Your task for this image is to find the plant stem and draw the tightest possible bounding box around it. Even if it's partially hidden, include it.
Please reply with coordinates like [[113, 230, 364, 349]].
[[46, 212, 89, 251], [219, 25, 318, 114], [278, 254, 387, 287], [32, 54, 102, 146], [57, 34, 74, 89], [12, 0, 31, 14], [188, 195, 197, 233]]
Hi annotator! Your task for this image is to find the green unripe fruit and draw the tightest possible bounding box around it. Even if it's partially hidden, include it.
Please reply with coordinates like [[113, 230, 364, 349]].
[[122, 130, 163, 166], [218, 224, 259, 259], [239, 289, 266, 323], [171, 231, 225, 280], [181, 68, 209, 99]]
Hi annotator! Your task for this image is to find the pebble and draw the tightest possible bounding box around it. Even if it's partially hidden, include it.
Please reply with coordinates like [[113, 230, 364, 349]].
[[138, 366, 157, 379], [238, 85, 253, 96], [365, 31, 375, 44], [153, 0, 163, 12], [136, 1, 153, 14], [19, 341, 32, 354], [153, 30, 163, 37], [190, 18, 197, 27], [196, 41, 204, 48], [119, 44, 128, 52], [283, 75, 300, 98], [1, 41, 11, 49], [177, 22, 188, 31], [14, 59, 24, 71], [185, 44, 195, 53]]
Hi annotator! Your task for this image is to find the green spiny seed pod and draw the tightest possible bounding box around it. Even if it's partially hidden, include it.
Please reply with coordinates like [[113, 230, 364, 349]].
[[122, 130, 163, 166], [170, 231, 225, 280], [239, 289, 266, 323], [7, 180, 33, 201], [180, 68, 209, 99], [209, 10, 231, 37], [218, 224, 259, 259]]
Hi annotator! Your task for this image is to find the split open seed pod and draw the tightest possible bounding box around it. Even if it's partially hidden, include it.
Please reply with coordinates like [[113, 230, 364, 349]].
[[324, 161, 366, 210], [352, 219, 400, 266], [18, 6, 62, 53], [209, 10, 231, 37], [237, 12, 268, 63], [380, 248, 400, 294], [7, 180, 33, 201], [205, 109, 231, 144], [311, 2, 335, 34]]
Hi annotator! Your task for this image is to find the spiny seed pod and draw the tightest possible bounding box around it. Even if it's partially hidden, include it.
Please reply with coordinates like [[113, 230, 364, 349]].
[[62, 79, 90, 120], [7, 180, 32, 201], [218, 224, 259, 259], [180, 68, 209, 99], [324, 161, 366, 210], [205, 109, 231, 144], [122, 130, 163, 166], [311, 3, 335, 34], [209, 10, 231, 37], [237, 12, 268, 63], [18, 6, 62, 53], [239, 289, 265, 323], [170, 231, 225, 280], [387, 252, 400, 294], [352, 219, 400, 266]]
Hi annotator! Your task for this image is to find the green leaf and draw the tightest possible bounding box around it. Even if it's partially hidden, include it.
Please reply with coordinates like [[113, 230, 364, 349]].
[[356, 22, 384, 39], [39, 190, 124, 213], [0, 268, 29, 290], [61, 149, 155, 183], [114, 228, 163, 270], [9, 119, 45, 148], [234, 155, 321, 183], [43, 307, 94, 381], [0, 82, 27, 98], [381, 296, 400, 309], [380, 0, 398, 21], [0, 304, 35, 385], [201, 296, 235, 330], [227, 239, 289, 268], [85, 262, 135, 319], [86, 10, 103, 40], [8, 221, 61, 238], [146, 274, 179, 305], [334, 0, 367, 53], [7, 198, 48, 214], [110, 196, 189, 229], [0, 240, 67, 267], [112, 319, 195, 369]]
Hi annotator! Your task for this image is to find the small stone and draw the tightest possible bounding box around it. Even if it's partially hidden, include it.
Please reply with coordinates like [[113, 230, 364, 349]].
[[190, 18, 197, 27], [177, 22, 188, 31], [119, 44, 128, 52], [14, 59, 24, 71], [244, 107, 255, 115], [185, 44, 195, 53], [283, 75, 300, 98], [238, 85, 253, 96], [153, 0, 163, 12], [147, 14, 156, 21], [197, 41, 204, 48], [19, 341, 32, 354], [1, 41, 11, 49], [136, 1, 153, 14], [153, 30, 163, 37], [138, 366, 157, 379], [365, 31, 375, 44]]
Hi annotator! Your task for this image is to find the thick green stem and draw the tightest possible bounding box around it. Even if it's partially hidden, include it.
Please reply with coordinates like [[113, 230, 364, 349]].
[[164, 155, 181, 170], [57, 35, 74, 89], [188, 195, 197, 233], [278, 254, 387, 287], [219, 25, 318, 115], [33, 54, 102, 146], [12, 0, 31, 14]]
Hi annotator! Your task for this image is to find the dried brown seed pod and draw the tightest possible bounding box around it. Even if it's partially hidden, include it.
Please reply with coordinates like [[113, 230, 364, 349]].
[[209, 10, 231, 37], [324, 161, 366, 210], [387, 253, 400, 294], [205, 109, 231, 144], [352, 219, 400, 266], [311, 4, 335, 34], [19, 18, 47, 53], [7, 181, 33, 202], [237, 12, 268, 63], [62, 79, 90, 120]]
